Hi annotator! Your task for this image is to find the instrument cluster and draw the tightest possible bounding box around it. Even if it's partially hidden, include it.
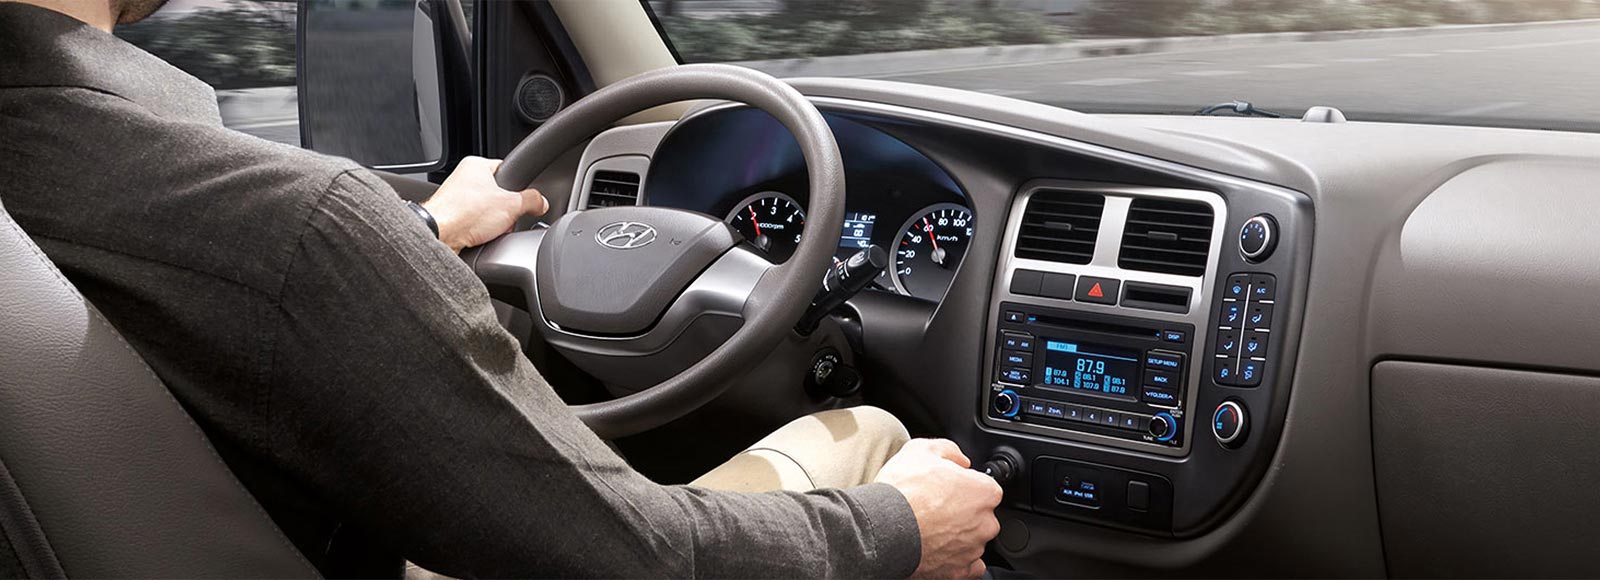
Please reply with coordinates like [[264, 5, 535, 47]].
[[645, 106, 974, 301]]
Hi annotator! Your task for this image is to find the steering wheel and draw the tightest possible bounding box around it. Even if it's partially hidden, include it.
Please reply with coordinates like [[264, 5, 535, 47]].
[[470, 64, 845, 440]]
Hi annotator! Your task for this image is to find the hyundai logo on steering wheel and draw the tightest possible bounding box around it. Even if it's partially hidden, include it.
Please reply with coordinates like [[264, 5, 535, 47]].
[[595, 221, 658, 250]]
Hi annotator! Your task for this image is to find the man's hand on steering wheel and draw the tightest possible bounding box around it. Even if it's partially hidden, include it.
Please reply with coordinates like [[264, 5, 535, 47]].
[[422, 156, 550, 253]]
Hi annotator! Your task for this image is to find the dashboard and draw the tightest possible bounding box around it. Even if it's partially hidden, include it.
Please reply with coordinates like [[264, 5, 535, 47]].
[[549, 77, 1600, 578]]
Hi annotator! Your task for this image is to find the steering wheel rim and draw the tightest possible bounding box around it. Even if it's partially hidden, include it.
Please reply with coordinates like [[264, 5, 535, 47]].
[[492, 64, 845, 439]]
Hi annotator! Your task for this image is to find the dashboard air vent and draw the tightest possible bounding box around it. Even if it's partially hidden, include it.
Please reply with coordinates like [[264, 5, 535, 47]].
[[586, 170, 641, 208], [1118, 198, 1214, 277], [1014, 190, 1105, 264]]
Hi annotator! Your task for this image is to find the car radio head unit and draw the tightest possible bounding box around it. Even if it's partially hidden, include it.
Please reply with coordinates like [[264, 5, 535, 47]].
[[987, 302, 1193, 449]]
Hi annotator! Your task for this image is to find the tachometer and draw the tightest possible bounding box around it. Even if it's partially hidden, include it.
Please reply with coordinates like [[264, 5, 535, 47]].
[[726, 191, 806, 262], [892, 204, 974, 300]]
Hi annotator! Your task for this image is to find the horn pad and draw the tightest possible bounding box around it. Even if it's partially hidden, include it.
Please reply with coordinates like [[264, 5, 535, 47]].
[[535, 206, 740, 336]]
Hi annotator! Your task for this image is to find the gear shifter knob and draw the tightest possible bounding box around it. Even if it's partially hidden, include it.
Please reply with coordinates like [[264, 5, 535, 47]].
[[980, 456, 1016, 485], [979, 448, 1022, 486]]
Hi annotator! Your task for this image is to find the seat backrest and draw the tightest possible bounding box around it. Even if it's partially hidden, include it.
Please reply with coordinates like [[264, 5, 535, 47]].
[[0, 201, 319, 579]]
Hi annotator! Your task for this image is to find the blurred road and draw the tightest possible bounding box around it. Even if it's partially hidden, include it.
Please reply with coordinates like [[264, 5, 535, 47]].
[[873, 21, 1600, 131]]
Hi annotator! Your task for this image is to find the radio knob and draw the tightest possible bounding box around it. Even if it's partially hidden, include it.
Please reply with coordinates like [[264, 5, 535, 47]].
[[1239, 214, 1278, 262], [1212, 401, 1248, 447], [994, 390, 1020, 418], [1148, 412, 1176, 442]]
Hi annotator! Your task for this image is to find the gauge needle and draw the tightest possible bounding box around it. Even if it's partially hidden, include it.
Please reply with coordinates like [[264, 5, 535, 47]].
[[749, 207, 762, 237], [923, 217, 948, 266]]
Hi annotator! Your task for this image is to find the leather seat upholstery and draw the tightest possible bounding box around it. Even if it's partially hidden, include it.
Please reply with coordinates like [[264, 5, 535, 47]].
[[0, 200, 319, 579]]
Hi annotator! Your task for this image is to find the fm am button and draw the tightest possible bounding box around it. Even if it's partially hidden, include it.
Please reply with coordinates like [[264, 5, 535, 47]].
[[1075, 276, 1120, 305]]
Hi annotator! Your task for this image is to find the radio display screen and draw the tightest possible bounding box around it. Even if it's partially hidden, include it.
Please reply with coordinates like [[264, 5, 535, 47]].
[[1041, 340, 1140, 400]]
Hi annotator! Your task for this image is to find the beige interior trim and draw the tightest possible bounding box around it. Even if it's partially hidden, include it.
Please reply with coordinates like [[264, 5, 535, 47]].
[[548, 0, 693, 123]]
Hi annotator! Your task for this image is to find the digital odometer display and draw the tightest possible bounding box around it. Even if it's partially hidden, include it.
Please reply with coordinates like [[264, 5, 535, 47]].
[[1040, 340, 1140, 401]]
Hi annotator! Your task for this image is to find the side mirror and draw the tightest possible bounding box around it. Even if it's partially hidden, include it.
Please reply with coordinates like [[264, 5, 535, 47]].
[[297, 0, 471, 173]]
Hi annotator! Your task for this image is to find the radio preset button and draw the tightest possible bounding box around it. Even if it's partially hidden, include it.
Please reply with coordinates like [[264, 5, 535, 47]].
[[1065, 405, 1085, 422], [1100, 411, 1121, 427], [1214, 357, 1239, 385], [1024, 399, 1049, 416], [1119, 415, 1142, 431], [1084, 408, 1102, 424], [1043, 402, 1067, 418]]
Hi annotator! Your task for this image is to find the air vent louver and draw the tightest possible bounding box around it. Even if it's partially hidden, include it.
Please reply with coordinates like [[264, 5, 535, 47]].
[[1014, 190, 1105, 264], [586, 170, 641, 208], [1118, 198, 1214, 277]]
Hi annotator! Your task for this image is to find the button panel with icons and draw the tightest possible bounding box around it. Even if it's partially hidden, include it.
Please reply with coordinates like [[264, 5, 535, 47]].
[[1214, 273, 1274, 386]]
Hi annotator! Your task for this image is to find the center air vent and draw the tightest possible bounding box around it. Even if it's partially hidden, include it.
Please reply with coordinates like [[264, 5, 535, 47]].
[[1118, 198, 1214, 277], [586, 170, 641, 208], [1014, 190, 1106, 264]]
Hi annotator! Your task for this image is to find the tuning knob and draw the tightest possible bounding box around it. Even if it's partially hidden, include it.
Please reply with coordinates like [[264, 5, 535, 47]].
[[1148, 412, 1176, 442]]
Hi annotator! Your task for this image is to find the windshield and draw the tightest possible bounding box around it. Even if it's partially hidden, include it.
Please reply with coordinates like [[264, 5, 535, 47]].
[[653, 0, 1600, 132]]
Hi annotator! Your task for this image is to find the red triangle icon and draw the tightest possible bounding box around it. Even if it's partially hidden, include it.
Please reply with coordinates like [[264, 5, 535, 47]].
[[1087, 283, 1104, 298]]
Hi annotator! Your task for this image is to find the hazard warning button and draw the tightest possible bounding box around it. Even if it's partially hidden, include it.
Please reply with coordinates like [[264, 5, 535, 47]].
[[1074, 276, 1121, 305]]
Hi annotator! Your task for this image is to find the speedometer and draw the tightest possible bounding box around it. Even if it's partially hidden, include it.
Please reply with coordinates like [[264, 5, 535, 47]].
[[892, 204, 974, 300], [726, 191, 805, 262]]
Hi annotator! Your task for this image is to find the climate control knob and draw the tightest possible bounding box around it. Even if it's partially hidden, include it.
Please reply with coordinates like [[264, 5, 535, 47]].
[[1148, 412, 1176, 442], [1212, 401, 1248, 447], [994, 390, 1020, 418], [1239, 214, 1278, 262]]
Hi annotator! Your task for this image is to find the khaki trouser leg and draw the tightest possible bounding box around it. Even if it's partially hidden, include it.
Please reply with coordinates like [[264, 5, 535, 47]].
[[690, 406, 910, 492]]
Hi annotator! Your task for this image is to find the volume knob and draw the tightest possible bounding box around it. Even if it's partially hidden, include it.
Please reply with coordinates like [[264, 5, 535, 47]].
[[994, 390, 1020, 418]]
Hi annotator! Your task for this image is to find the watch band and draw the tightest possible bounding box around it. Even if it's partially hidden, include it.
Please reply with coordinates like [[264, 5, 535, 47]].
[[405, 201, 440, 239]]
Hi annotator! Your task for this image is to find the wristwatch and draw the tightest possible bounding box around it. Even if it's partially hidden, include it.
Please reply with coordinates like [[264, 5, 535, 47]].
[[404, 201, 440, 239]]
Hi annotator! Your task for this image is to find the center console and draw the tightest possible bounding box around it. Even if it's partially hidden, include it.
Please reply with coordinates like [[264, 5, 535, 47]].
[[979, 179, 1309, 539]]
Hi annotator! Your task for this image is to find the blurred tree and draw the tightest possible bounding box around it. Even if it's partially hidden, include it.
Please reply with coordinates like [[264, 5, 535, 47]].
[[115, 0, 297, 90], [1079, 0, 1205, 36]]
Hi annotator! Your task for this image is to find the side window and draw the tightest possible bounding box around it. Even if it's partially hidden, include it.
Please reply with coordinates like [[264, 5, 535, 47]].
[[115, 0, 301, 146]]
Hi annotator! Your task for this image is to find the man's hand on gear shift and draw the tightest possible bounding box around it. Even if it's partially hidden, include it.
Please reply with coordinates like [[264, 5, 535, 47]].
[[875, 438, 1005, 580]]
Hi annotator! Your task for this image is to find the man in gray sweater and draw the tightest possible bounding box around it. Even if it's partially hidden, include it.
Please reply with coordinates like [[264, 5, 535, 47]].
[[0, 0, 1003, 578]]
